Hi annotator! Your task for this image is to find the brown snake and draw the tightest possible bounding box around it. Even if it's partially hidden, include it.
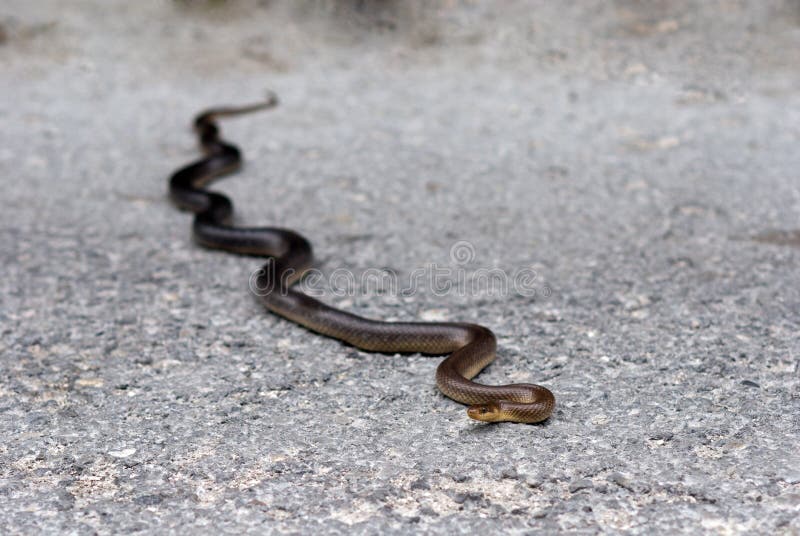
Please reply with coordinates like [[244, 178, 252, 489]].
[[168, 93, 555, 423]]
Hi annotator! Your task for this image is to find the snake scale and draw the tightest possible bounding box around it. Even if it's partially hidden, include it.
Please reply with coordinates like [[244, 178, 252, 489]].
[[168, 93, 555, 423]]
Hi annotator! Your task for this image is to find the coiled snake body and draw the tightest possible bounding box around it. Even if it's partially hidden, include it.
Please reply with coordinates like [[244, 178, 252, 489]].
[[168, 94, 555, 423]]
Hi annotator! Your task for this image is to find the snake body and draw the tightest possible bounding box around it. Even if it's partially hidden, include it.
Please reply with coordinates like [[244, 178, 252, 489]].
[[168, 94, 555, 423]]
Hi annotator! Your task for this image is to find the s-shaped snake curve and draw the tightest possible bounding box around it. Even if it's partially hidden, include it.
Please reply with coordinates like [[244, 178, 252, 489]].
[[168, 93, 554, 423]]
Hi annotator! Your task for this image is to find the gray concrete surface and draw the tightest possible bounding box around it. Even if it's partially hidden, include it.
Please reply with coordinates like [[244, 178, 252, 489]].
[[2, 0, 799, 533]]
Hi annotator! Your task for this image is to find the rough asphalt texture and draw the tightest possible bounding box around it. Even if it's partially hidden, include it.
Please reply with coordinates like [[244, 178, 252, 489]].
[[2, 1, 799, 533]]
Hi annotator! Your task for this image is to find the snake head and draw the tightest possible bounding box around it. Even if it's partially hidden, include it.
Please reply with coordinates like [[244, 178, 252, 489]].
[[467, 402, 503, 422]]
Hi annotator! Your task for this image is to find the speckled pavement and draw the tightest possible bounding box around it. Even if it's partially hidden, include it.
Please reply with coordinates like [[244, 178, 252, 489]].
[[1, 1, 799, 533]]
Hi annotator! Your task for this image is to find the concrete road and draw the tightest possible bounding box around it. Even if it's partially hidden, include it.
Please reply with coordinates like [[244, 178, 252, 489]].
[[1, 1, 799, 533]]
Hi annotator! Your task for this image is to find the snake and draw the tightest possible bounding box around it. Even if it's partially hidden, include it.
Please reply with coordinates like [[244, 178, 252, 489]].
[[168, 93, 555, 423]]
